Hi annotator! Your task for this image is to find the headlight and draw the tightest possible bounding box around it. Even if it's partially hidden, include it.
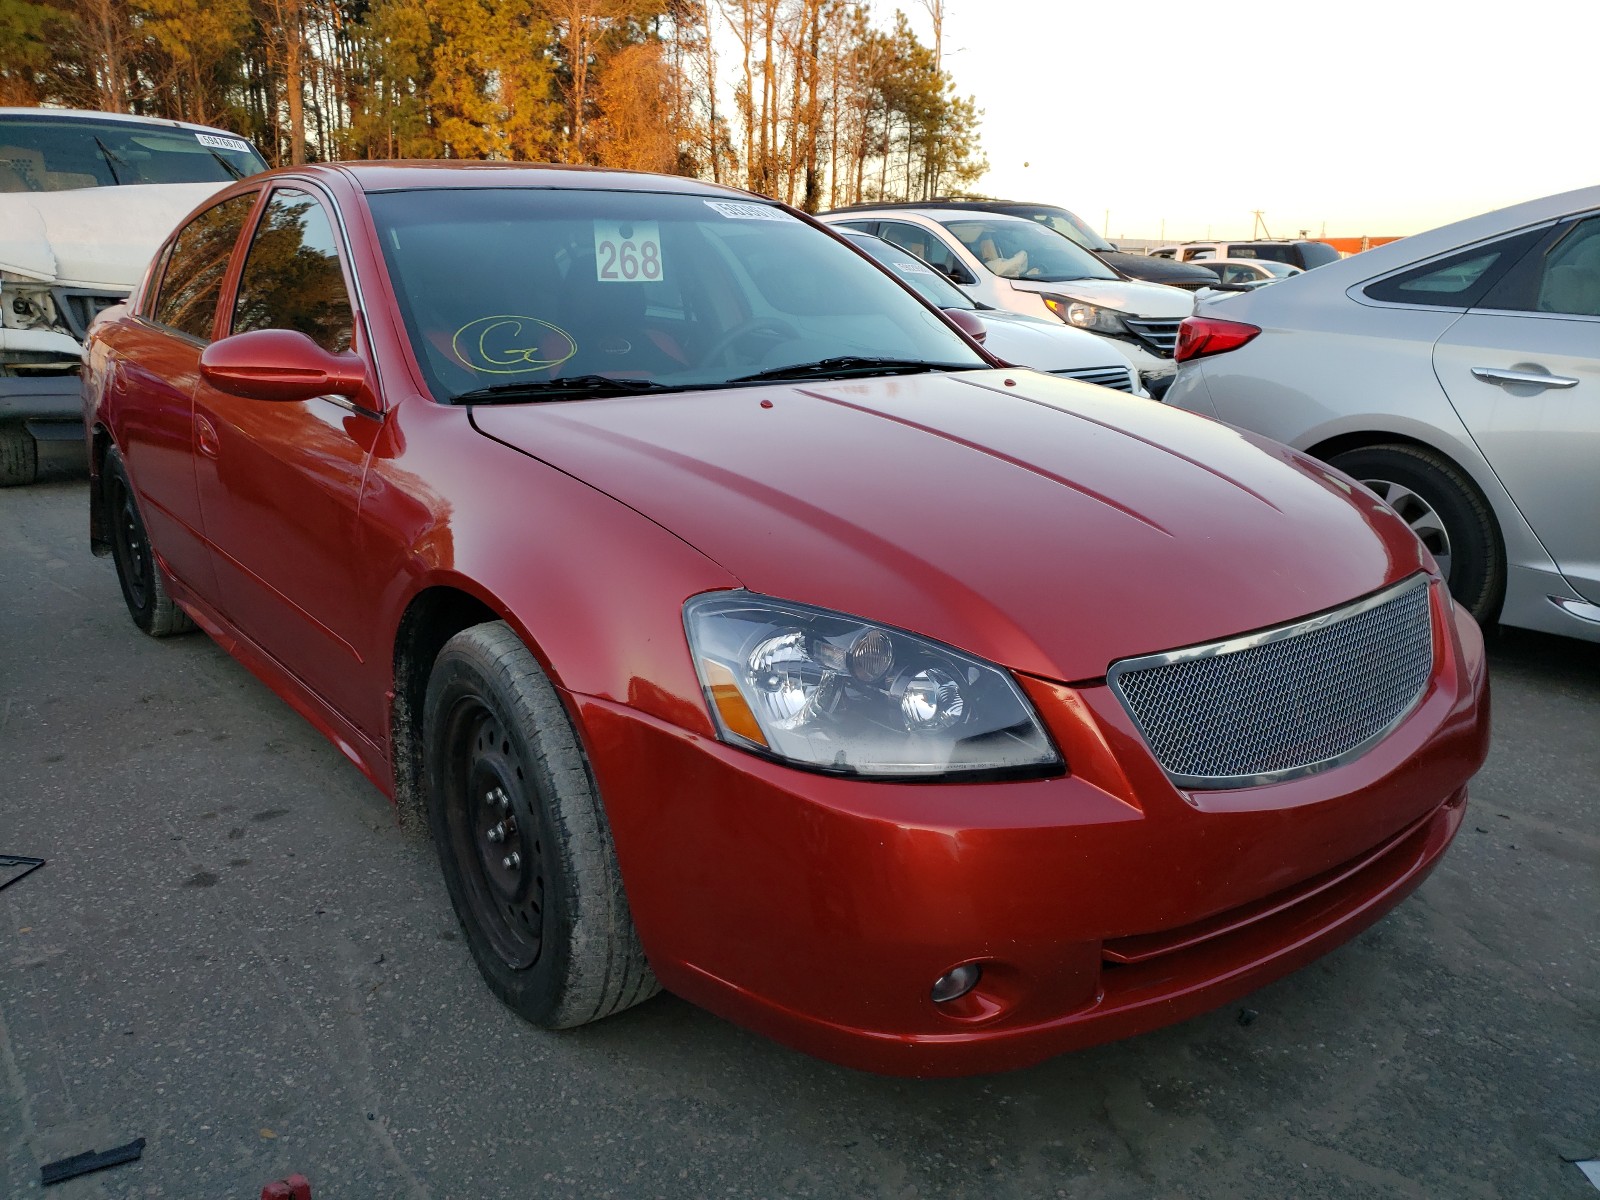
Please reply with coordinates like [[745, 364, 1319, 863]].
[[684, 592, 1062, 779], [0, 272, 66, 335], [1042, 295, 1129, 336]]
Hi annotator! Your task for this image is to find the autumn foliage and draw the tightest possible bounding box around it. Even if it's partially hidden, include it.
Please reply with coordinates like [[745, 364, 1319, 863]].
[[0, 0, 985, 208]]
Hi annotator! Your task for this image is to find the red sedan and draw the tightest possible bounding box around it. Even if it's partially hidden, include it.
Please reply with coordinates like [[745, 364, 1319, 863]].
[[82, 164, 1489, 1076]]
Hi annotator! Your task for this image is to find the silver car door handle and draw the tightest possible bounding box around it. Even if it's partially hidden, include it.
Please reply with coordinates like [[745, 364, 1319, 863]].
[[1471, 367, 1579, 389]]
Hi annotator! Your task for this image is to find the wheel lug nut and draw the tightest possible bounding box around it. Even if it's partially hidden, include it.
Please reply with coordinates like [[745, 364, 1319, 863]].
[[487, 823, 504, 843], [503, 851, 521, 871]]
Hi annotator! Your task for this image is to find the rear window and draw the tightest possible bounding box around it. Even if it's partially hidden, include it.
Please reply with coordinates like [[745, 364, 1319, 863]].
[[0, 116, 267, 192], [1362, 229, 1545, 308]]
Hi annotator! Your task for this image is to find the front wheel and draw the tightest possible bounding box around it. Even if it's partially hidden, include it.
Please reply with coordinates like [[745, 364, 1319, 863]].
[[0, 424, 37, 487], [423, 621, 658, 1029], [1329, 443, 1505, 624]]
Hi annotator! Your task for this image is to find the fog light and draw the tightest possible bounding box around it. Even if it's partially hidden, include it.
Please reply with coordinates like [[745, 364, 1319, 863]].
[[930, 962, 982, 1004]]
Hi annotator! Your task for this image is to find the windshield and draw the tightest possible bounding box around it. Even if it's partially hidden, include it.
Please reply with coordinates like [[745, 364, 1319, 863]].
[[1016, 207, 1115, 254], [0, 116, 267, 192], [843, 232, 976, 310], [936, 216, 1119, 283], [368, 189, 987, 402]]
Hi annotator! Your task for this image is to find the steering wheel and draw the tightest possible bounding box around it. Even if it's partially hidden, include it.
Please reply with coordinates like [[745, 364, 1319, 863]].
[[702, 317, 802, 368]]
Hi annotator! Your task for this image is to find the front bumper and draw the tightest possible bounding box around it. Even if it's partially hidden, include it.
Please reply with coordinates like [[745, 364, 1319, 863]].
[[577, 591, 1489, 1076], [0, 371, 82, 434]]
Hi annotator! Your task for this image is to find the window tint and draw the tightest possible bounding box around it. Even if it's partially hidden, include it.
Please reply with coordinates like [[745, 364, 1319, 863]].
[[151, 193, 258, 341], [232, 189, 355, 352], [877, 221, 970, 281], [1480, 216, 1600, 318], [1363, 229, 1545, 308]]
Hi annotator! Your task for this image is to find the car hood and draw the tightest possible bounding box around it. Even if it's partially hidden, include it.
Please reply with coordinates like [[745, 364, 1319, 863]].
[[976, 310, 1136, 374], [471, 370, 1430, 682], [1101, 250, 1217, 289], [1006, 276, 1195, 319], [0, 182, 225, 289]]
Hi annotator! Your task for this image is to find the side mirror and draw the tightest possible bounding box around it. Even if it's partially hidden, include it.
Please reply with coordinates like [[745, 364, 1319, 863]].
[[200, 329, 366, 403], [941, 308, 988, 344]]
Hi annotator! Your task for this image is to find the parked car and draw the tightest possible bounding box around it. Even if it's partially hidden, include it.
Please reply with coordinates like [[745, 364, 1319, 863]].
[[1166, 184, 1600, 644], [839, 229, 1143, 393], [1190, 258, 1304, 288], [1150, 239, 1342, 270], [0, 107, 267, 484], [821, 208, 1194, 395], [84, 163, 1488, 1077], [830, 197, 1219, 290]]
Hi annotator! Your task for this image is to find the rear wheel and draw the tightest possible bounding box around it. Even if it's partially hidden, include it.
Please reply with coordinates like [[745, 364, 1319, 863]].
[[423, 621, 657, 1029], [1329, 443, 1504, 624], [0, 425, 37, 487], [103, 446, 194, 636]]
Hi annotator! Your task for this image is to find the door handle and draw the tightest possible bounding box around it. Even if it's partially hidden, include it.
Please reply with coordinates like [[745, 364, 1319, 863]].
[[1470, 367, 1579, 390], [195, 413, 220, 459]]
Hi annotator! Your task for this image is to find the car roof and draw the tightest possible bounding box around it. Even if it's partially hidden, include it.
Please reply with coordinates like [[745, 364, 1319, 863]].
[[824, 207, 1040, 228], [0, 107, 248, 140], [309, 160, 765, 199]]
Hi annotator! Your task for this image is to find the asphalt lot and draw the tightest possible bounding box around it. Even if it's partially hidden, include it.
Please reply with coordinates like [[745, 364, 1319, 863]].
[[3, 451, 1597, 1199]]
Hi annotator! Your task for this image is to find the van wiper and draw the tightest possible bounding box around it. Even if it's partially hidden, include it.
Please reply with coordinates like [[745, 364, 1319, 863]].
[[207, 148, 244, 180], [93, 136, 127, 185], [727, 356, 978, 384], [451, 375, 676, 404]]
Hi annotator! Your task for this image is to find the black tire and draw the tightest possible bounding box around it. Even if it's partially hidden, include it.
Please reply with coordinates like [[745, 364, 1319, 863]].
[[1329, 444, 1505, 624], [0, 424, 38, 487], [103, 446, 195, 636], [423, 621, 658, 1028]]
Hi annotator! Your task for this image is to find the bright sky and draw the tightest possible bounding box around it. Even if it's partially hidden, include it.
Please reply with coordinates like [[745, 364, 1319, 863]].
[[869, 0, 1596, 241]]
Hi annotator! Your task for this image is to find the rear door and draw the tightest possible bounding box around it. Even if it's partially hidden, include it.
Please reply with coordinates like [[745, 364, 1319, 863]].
[[118, 190, 260, 597], [191, 183, 389, 737], [1433, 213, 1600, 603]]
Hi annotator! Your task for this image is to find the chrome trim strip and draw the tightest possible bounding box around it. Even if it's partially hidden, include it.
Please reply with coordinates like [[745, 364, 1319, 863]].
[[1107, 574, 1435, 791], [1548, 594, 1600, 625]]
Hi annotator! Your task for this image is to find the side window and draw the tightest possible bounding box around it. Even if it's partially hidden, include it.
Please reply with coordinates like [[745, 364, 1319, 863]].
[[151, 192, 258, 341], [1480, 216, 1600, 318], [1363, 228, 1545, 308], [232, 188, 355, 352], [878, 222, 967, 281], [1188, 248, 1215, 260]]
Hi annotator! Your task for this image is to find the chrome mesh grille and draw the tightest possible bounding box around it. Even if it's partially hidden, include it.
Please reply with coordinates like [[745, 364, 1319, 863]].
[[1053, 365, 1135, 392], [1108, 579, 1434, 787]]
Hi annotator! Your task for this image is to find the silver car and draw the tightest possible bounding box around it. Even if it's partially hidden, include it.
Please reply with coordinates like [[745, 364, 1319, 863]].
[[1165, 185, 1600, 644]]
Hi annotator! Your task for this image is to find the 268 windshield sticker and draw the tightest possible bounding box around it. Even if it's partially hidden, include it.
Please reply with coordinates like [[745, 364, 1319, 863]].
[[703, 200, 793, 222], [593, 221, 664, 283], [195, 133, 252, 154]]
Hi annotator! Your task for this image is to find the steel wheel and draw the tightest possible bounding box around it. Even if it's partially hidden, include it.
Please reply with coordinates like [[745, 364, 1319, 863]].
[[1361, 477, 1453, 581], [109, 470, 153, 612], [441, 701, 546, 970]]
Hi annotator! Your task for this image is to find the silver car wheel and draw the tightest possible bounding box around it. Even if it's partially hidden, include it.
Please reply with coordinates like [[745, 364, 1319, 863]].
[[1363, 477, 1453, 579]]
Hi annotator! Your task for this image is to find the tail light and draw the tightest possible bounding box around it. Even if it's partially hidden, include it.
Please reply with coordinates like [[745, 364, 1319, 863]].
[[1175, 317, 1261, 363]]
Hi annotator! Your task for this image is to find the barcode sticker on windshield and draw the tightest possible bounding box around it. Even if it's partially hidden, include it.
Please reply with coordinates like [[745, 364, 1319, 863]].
[[594, 221, 664, 283], [195, 133, 251, 153], [704, 200, 792, 222]]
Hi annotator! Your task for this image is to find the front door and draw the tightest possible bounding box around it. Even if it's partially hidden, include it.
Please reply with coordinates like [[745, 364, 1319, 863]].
[[191, 185, 389, 739]]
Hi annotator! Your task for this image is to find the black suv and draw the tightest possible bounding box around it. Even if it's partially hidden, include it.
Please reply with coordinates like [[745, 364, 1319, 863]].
[[825, 198, 1219, 290]]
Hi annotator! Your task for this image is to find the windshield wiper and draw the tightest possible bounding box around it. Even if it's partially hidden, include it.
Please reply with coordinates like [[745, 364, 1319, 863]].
[[451, 375, 676, 404], [93, 136, 127, 185], [727, 356, 979, 384], [207, 148, 244, 180]]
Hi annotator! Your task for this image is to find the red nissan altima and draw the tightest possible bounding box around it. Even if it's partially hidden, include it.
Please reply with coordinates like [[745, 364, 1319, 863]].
[[81, 164, 1489, 1076]]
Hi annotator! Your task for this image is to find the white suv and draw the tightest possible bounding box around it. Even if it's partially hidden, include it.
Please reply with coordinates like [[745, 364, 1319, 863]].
[[821, 208, 1194, 395], [0, 108, 267, 484]]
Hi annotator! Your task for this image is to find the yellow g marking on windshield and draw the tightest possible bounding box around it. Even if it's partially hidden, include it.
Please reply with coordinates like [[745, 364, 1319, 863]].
[[451, 315, 578, 374]]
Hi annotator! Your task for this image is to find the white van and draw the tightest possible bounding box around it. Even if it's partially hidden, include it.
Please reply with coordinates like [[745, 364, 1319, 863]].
[[0, 108, 268, 484]]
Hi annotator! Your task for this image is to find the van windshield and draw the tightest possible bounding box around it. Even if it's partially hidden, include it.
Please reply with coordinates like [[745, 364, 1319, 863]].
[[0, 116, 268, 192]]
